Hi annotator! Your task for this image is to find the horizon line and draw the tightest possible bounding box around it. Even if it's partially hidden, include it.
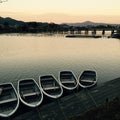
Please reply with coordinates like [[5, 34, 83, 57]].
[[1, 16, 120, 25]]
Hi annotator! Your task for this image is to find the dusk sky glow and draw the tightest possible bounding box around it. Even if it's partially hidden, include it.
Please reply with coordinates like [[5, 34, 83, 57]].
[[0, 0, 120, 23]]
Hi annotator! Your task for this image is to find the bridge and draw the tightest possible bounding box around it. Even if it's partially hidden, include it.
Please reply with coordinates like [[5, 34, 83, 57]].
[[64, 28, 120, 36]]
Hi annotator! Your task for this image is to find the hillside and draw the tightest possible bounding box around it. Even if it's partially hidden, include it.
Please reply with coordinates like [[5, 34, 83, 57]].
[[0, 16, 119, 33], [0, 17, 113, 27], [0, 17, 24, 26]]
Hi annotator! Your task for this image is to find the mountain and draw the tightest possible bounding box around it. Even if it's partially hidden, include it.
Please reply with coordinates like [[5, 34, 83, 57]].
[[63, 21, 108, 27], [0, 17, 118, 27], [0, 17, 24, 26]]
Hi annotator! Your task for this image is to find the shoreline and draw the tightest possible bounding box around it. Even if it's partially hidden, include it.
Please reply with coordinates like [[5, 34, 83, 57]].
[[1, 77, 120, 120]]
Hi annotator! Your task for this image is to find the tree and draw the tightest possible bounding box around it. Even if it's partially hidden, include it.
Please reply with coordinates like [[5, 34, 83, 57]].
[[0, 0, 8, 3]]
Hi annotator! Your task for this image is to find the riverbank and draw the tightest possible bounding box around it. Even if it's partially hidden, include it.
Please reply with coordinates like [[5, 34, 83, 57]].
[[71, 96, 120, 120], [1, 77, 120, 120]]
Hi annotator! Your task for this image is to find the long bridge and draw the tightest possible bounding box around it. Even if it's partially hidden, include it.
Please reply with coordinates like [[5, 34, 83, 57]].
[[63, 28, 120, 36], [55, 25, 120, 36]]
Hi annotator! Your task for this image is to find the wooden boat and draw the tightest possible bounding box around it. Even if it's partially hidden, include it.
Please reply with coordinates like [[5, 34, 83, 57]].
[[78, 70, 97, 88], [59, 71, 78, 90], [0, 83, 19, 117], [18, 78, 43, 108], [39, 75, 63, 99]]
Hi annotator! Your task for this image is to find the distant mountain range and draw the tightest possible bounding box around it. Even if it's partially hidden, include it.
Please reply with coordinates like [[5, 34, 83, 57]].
[[64, 21, 105, 26], [0, 17, 24, 26], [62, 21, 117, 27], [0, 17, 119, 27]]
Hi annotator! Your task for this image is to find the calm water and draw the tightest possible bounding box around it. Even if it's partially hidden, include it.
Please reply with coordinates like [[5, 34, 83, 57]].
[[0, 34, 120, 87]]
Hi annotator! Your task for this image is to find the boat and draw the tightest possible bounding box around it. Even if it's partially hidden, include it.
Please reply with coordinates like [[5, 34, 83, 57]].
[[59, 71, 78, 90], [78, 70, 97, 88], [66, 34, 101, 38], [18, 78, 43, 108], [0, 83, 19, 117], [39, 75, 63, 99], [108, 33, 120, 39]]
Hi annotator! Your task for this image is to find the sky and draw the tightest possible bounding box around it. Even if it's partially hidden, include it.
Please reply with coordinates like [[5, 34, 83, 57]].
[[0, 0, 120, 24]]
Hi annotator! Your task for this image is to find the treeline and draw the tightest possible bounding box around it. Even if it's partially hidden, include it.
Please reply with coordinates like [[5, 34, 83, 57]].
[[0, 20, 119, 34], [71, 97, 120, 120], [0, 21, 68, 33]]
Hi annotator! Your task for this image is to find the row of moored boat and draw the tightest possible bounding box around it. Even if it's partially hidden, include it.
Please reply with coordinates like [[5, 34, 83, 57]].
[[0, 70, 97, 117]]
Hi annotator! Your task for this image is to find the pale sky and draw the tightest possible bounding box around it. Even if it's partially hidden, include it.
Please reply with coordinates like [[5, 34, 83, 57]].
[[0, 0, 120, 23]]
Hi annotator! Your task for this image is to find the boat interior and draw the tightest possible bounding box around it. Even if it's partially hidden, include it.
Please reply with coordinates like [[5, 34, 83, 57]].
[[0, 84, 18, 117], [40, 75, 62, 96], [19, 79, 42, 105], [60, 71, 77, 88]]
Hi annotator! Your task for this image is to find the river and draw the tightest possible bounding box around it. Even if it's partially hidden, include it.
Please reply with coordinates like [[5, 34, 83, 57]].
[[0, 34, 120, 87]]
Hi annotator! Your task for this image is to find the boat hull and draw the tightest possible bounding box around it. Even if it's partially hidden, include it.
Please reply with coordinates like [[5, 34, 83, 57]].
[[79, 70, 97, 88], [18, 78, 43, 108], [39, 75, 63, 99], [59, 71, 78, 90], [0, 83, 19, 117]]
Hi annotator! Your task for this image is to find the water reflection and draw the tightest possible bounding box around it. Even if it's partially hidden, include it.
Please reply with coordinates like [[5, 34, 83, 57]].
[[0, 35, 120, 86]]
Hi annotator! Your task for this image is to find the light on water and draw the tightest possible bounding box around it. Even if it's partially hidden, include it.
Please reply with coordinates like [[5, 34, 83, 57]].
[[0, 34, 120, 87]]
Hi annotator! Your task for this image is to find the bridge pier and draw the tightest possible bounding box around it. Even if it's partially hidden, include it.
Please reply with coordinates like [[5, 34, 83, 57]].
[[78, 30, 81, 34], [85, 30, 89, 35], [102, 30, 105, 35], [70, 30, 74, 34], [111, 30, 114, 35], [92, 30, 96, 35], [117, 29, 120, 34]]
